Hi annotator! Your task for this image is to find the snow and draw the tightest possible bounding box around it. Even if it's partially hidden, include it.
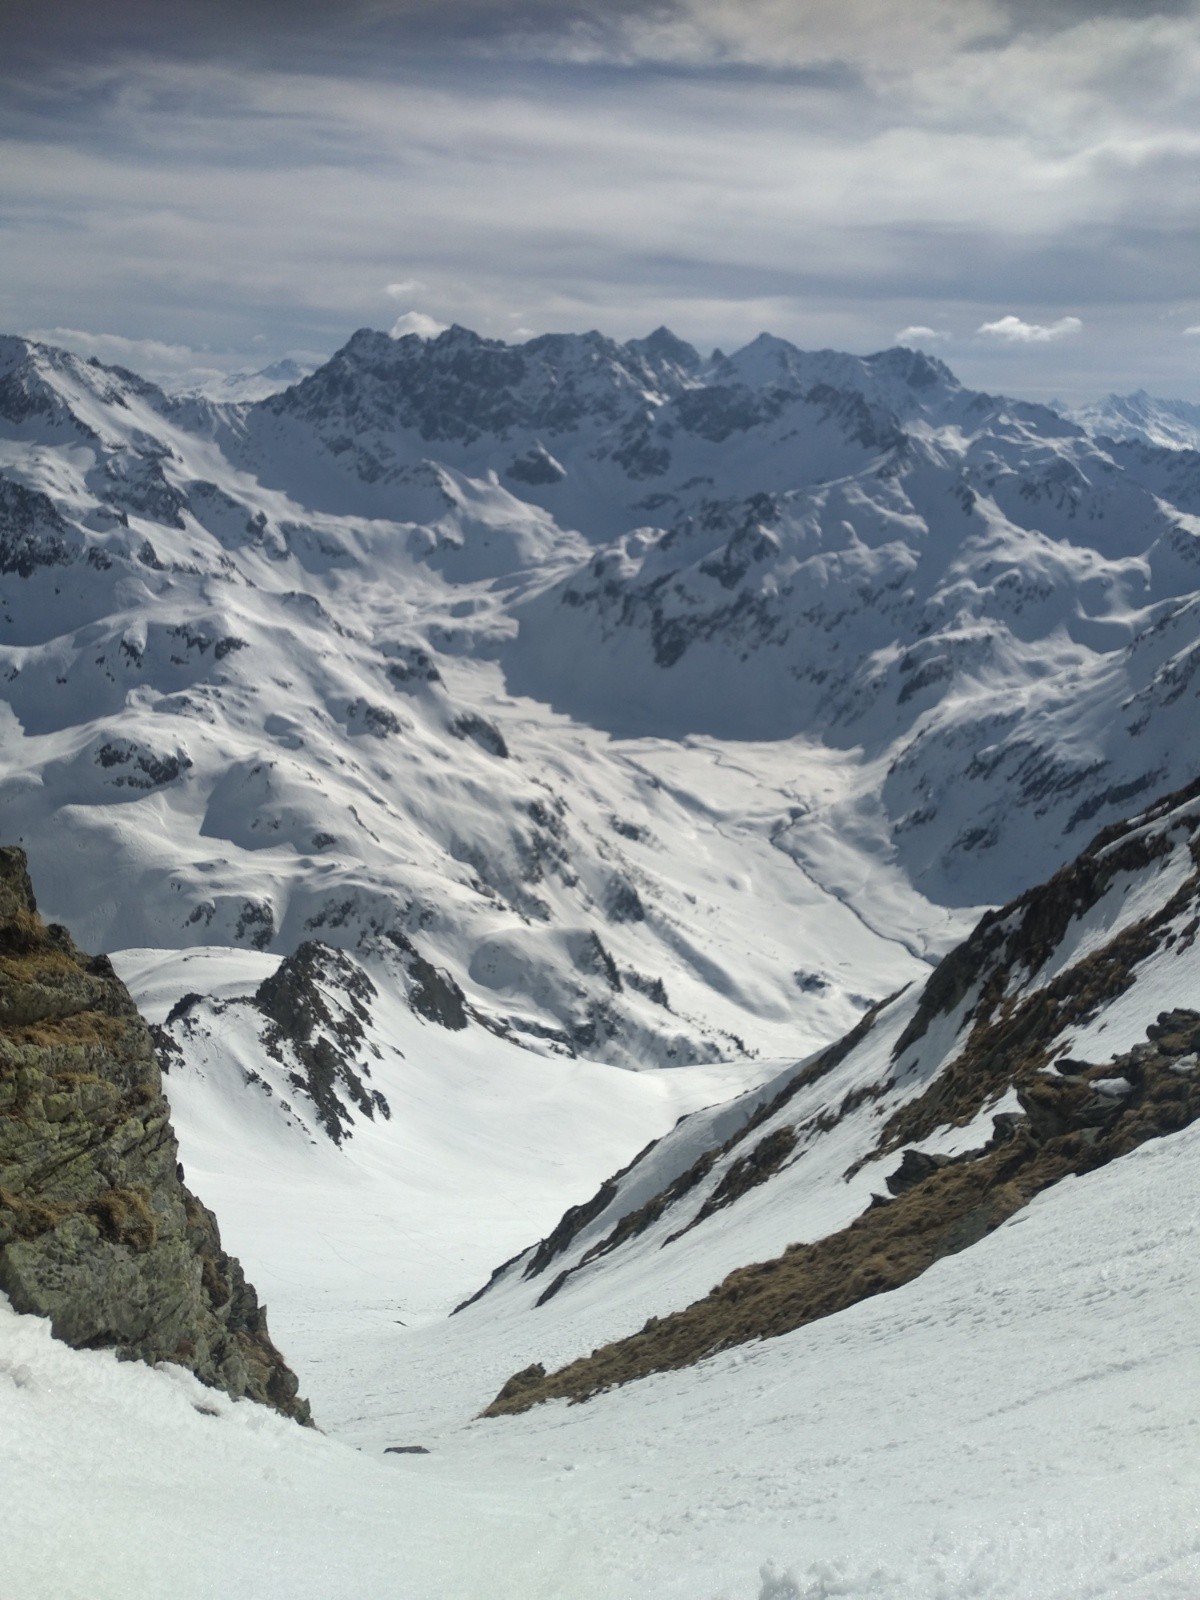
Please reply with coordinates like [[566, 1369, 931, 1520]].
[[1067, 390, 1200, 453], [6, 324, 1200, 1598], [7, 323, 1200, 1070], [112, 946, 776, 1348], [4, 1113, 1199, 1600], [1056, 922, 1200, 1064]]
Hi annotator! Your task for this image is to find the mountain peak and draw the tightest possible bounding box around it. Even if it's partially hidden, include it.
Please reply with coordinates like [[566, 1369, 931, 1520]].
[[865, 344, 958, 392], [627, 326, 702, 372]]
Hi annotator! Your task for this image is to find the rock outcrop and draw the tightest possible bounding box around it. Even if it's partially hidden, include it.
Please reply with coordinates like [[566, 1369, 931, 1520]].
[[0, 846, 311, 1423]]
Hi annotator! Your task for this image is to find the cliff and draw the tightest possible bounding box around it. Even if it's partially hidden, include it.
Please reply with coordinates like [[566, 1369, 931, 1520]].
[[0, 846, 310, 1423]]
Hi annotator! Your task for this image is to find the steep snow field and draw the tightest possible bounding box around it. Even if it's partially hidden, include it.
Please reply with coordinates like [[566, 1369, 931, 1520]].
[[5, 1114, 1199, 1600], [111, 944, 775, 1365], [133, 780, 1200, 1447]]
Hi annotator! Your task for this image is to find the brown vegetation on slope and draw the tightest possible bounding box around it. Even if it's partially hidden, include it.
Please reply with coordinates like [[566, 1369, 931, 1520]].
[[485, 1023, 1200, 1415]]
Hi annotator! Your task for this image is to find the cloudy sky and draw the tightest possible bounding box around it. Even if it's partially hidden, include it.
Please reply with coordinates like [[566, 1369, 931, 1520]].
[[4, 0, 1200, 398]]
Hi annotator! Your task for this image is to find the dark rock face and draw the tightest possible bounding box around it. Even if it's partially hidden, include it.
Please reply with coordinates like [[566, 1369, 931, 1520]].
[[100, 454, 188, 530], [885, 1147, 952, 1195], [0, 475, 77, 577], [449, 713, 509, 758], [254, 941, 389, 1144], [0, 847, 310, 1423], [506, 444, 566, 486], [383, 931, 468, 1031]]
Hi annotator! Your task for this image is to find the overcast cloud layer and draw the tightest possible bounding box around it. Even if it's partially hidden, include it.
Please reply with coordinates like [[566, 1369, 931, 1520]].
[[4, 0, 1200, 398]]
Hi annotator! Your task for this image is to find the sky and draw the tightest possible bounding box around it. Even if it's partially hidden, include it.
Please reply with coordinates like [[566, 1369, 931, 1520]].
[[3, 0, 1200, 400]]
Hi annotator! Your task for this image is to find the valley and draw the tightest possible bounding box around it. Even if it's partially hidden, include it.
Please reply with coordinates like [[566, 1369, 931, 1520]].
[[2, 322, 1200, 1598]]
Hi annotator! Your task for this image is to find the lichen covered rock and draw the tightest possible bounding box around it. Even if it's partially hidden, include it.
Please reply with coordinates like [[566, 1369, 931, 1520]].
[[0, 846, 311, 1423]]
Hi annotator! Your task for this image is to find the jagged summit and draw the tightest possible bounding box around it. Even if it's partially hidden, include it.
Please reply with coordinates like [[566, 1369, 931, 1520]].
[[626, 324, 702, 373]]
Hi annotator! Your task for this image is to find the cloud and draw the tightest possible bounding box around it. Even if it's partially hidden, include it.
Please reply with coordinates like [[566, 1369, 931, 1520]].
[[895, 325, 951, 345], [23, 325, 230, 384], [390, 310, 449, 338], [1185, 324, 1200, 335], [26, 325, 200, 368], [977, 314, 1083, 343], [3, 4, 1200, 401]]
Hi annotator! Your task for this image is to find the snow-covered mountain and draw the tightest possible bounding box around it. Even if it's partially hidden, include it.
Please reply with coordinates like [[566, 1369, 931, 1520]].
[[6, 320, 1200, 1599], [3, 322, 1200, 1067], [1067, 388, 1200, 452], [173, 357, 318, 405], [17, 760, 1192, 1600]]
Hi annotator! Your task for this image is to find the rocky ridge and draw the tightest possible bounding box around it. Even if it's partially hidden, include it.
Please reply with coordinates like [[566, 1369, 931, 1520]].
[[479, 776, 1200, 1413], [0, 847, 310, 1422]]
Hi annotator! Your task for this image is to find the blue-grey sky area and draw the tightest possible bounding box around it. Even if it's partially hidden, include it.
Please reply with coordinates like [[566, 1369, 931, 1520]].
[[4, 0, 1200, 399]]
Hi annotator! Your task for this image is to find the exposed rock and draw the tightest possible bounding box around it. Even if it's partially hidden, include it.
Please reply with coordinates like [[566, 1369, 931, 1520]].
[[605, 876, 646, 924], [506, 444, 566, 485], [449, 713, 509, 759], [885, 1148, 952, 1196], [0, 474, 77, 576], [346, 698, 403, 738], [383, 930, 468, 1031], [383, 642, 442, 687], [0, 846, 310, 1423], [254, 941, 387, 1143]]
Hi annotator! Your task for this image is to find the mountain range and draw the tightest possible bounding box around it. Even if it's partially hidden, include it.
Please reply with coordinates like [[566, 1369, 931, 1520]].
[[3, 323, 1200, 1598]]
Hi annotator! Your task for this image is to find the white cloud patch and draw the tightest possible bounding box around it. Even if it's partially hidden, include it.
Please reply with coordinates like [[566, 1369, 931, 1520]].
[[22, 325, 234, 388], [390, 310, 449, 339], [1184, 324, 1200, 336], [977, 314, 1083, 343], [895, 325, 951, 345], [25, 325, 210, 373], [385, 280, 426, 299]]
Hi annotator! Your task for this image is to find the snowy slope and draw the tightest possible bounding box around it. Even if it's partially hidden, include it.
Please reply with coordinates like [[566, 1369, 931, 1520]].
[[0, 333, 932, 1067], [5, 1107, 1199, 1600], [1067, 389, 1200, 452], [448, 777, 1200, 1419], [120, 775, 1200, 1456], [113, 940, 773, 1351], [11, 779, 1200, 1589]]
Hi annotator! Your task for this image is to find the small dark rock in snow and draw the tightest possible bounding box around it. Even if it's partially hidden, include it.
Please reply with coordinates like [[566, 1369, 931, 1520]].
[[885, 1147, 952, 1196]]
